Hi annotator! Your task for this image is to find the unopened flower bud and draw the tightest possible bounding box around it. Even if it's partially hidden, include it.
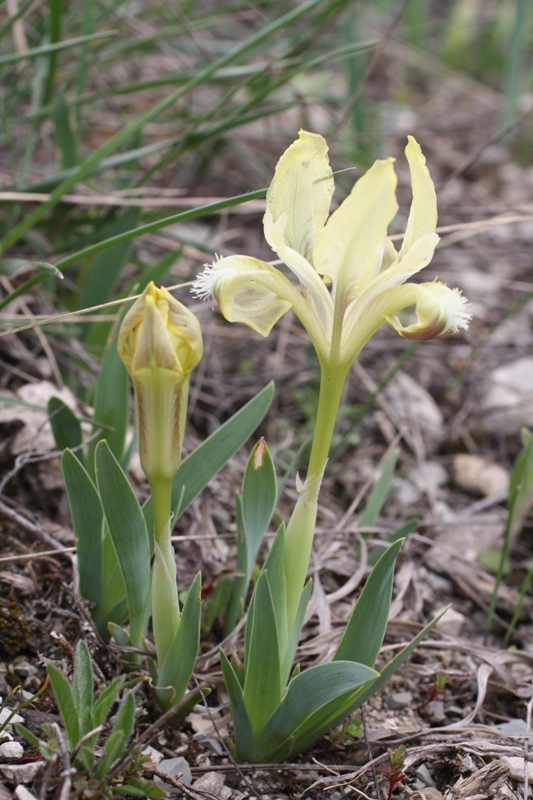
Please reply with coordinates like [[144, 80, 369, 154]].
[[118, 282, 203, 484]]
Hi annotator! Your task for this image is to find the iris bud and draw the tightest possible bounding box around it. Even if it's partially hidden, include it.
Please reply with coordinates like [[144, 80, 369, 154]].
[[118, 282, 203, 485]]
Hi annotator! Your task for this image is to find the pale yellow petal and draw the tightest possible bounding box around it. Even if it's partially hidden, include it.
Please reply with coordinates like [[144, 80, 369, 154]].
[[342, 233, 440, 347], [264, 210, 333, 338], [399, 137, 438, 258], [385, 281, 471, 339], [380, 237, 398, 273], [341, 280, 470, 365], [194, 256, 293, 336], [265, 129, 334, 262], [313, 158, 398, 305]]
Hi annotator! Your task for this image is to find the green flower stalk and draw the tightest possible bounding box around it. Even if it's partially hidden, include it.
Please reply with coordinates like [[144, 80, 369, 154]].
[[118, 282, 203, 665], [194, 131, 471, 645]]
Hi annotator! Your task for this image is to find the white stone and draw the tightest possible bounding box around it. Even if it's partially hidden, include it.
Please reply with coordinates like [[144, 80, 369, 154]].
[[154, 756, 192, 787], [0, 708, 23, 726], [192, 772, 225, 794], [504, 756, 533, 783], [140, 745, 164, 767], [434, 606, 465, 637], [411, 461, 448, 493], [0, 741, 24, 760], [481, 357, 533, 434], [385, 372, 444, 452], [452, 454, 509, 496], [0, 761, 43, 784]]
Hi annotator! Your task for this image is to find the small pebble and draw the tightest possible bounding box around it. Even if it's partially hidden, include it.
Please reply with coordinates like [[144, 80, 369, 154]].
[[504, 757, 533, 783], [434, 606, 465, 636], [419, 790, 444, 800], [0, 741, 23, 760], [0, 761, 44, 785], [496, 718, 529, 735], [426, 700, 446, 721], [386, 691, 413, 710], [12, 660, 38, 679], [0, 708, 23, 726], [141, 745, 164, 767], [154, 756, 192, 787], [192, 771, 226, 795], [452, 454, 509, 496], [416, 764, 436, 787]]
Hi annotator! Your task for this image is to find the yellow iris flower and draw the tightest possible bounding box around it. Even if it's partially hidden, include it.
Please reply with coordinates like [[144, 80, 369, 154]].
[[193, 131, 470, 369]]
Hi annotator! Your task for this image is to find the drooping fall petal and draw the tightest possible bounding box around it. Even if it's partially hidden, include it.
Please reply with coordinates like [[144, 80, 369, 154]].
[[385, 281, 472, 340], [194, 256, 293, 336]]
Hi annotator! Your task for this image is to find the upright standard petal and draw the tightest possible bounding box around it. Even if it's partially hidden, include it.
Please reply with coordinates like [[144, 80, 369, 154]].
[[263, 211, 333, 340], [313, 158, 398, 307], [399, 136, 438, 258], [265, 130, 334, 263]]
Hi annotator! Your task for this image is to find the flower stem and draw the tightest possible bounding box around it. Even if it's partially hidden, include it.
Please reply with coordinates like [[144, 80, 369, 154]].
[[150, 477, 181, 663], [283, 361, 347, 634], [307, 362, 347, 478]]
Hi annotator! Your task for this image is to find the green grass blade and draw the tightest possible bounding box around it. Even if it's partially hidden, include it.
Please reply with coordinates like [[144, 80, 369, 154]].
[[91, 676, 125, 730], [156, 572, 202, 711], [45, 0, 64, 104], [95, 442, 151, 648], [53, 90, 79, 170], [86, 332, 129, 474], [220, 650, 254, 759], [343, 607, 450, 717], [73, 641, 93, 737], [0, 0, 34, 41], [61, 449, 104, 614], [0, 0, 324, 255], [243, 574, 282, 734], [359, 448, 399, 528], [76, 207, 140, 316], [19, 137, 183, 193], [241, 440, 277, 581], [254, 661, 377, 763], [46, 663, 80, 751], [0, 31, 117, 67], [53, 190, 266, 272], [48, 397, 83, 459], [487, 428, 533, 630], [335, 539, 403, 666]]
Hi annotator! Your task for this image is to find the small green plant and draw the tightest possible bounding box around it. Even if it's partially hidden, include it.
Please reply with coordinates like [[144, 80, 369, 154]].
[[193, 130, 470, 762], [328, 718, 363, 744], [17, 641, 166, 798], [56, 287, 274, 708], [416, 672, 450, 712], [381, 745, 407, 800]]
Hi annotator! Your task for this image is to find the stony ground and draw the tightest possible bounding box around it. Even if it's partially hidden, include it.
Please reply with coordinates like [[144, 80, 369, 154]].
[[1, 9, 533, 799]]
